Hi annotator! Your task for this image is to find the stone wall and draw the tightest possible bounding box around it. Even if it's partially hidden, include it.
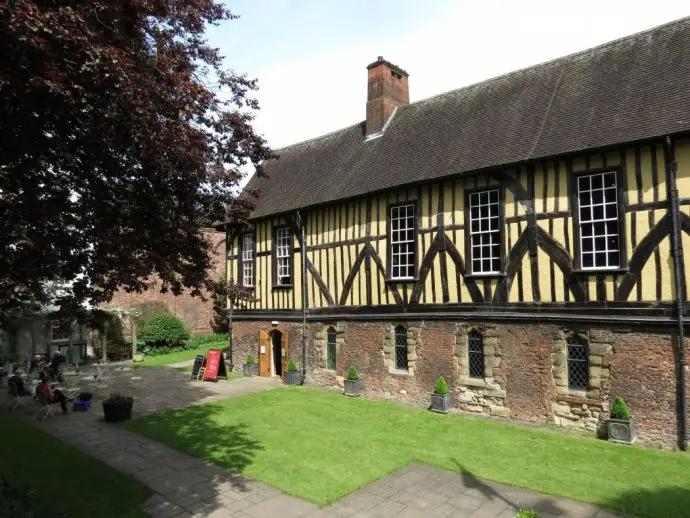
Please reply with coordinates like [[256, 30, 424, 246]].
[[229, 318, 688, 448]]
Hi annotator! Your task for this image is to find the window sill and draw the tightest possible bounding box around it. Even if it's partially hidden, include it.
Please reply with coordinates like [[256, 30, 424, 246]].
[[389, 368, 413, 377], [385, 278, 418, 284], [464, 273, 506, 280], [272, 285, 293, 290], [572, 268, 629, 275]]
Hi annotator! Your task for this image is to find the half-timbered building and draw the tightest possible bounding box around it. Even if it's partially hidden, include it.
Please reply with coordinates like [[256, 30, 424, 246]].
[[224, 18, 690, 448]]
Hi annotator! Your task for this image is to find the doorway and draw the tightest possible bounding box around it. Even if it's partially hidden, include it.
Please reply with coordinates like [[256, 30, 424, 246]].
[[270, 330, 282, 377]]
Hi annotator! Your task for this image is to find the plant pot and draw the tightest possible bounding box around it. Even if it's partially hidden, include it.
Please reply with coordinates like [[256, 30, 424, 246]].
[[284, 371, 301, 385], [430, 392, 453, 414], [344, 378, 364, 397], [133, 353, 145, 363], [103, 397, 134, 423], [243, 363, 259, 377], [607, 416, 637, 444]]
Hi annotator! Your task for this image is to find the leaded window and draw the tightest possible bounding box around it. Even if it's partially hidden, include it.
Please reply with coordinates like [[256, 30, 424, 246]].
[[577, 171, 620, 270], [469, 189, 501, 274], [394, 325, 408, 371], [275, 227, 291, 286], [567, 336, 588, 390], [468, 330, 484, 379], [389, 203, 416, 280], [327, 327, 337, 370], [241, 234, 254, 287]]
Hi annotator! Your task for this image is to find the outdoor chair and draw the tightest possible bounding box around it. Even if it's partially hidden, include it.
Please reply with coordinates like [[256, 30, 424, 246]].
[[55, 370, 80, 400], [33, 391, 60, 422], [6, 379, 31, 411], [96, 362, 113, 387]]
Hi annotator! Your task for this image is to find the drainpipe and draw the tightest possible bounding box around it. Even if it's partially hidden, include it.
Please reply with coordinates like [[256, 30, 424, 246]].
[[665, 135, 688, 451], [297, 211, 308, 385]]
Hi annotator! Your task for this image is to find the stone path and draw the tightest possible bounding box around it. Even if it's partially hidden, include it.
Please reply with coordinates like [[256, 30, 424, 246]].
[[7, 364, 620, 517]]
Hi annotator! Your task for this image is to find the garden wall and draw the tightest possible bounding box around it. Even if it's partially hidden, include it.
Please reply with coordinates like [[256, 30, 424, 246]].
[[102, 229, 226, 336], [231, 319, 689, 449]]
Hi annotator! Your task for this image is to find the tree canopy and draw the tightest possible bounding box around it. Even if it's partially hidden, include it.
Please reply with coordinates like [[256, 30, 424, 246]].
[[0, 1, 272, 324]]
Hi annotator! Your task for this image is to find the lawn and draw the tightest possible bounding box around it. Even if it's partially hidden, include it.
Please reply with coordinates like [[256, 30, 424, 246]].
[[0, 411, 151, 518], [136, 334, 228, 367], [123, 387, 690, 517]]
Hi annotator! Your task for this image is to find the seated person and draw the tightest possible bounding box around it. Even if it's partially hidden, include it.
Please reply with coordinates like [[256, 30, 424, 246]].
[[29, 354, 42, 373], [9, 370, 32, 396], [49, 352, 67, 379], [37, 372, 68, 414]]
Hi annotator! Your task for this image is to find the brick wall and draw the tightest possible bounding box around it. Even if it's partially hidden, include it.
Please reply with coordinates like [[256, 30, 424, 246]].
[[229, 318, 689, 448], [103, 229, 226, 336]]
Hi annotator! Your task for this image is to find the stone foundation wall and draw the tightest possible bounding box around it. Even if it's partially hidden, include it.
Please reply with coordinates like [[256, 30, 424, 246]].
[[229, 319, 688, 448]]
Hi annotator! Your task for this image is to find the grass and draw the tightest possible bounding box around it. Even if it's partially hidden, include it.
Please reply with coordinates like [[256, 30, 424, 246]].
[[136, 333, 228, 367], [123, 387, 690, 516], [0, 411, 151, 518]]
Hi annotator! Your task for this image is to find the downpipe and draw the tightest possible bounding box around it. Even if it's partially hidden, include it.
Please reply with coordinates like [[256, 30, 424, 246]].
[[297, 211, 308, 385], [665, 135, 688, 451]]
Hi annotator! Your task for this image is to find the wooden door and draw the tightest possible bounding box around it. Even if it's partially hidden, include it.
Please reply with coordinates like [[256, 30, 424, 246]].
[[281, 331, 289, 380], [258, 330, 270, 377]]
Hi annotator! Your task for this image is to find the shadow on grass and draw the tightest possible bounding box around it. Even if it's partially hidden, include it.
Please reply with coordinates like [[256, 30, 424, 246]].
[[125, 403, 266, 516]]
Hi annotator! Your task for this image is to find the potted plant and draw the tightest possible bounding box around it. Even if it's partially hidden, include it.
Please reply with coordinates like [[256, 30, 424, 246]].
[[284, 359, 301, 385], [607, 396, 637, 444], [344, 366, 364, 397], [430, 376, 453, 413], [243, 354, 258, 377], [103, 393, 134, 423]]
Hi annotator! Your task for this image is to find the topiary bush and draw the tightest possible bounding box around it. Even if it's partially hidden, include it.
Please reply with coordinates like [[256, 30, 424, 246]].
[[246, 354, 255, 365], [610, 396, 632, 420], [139, 312, 190, 348], [515, 511, 540, 518], [347, 366, 360, 381], [435, 376, 449, 395], [287, 359, 298, 372]]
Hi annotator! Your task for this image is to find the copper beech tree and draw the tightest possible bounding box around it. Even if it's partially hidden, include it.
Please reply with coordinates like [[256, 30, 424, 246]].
[[0, 1, 272, 325]]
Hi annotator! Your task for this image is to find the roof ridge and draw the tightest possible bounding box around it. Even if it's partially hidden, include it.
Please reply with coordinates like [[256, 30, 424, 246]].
[[407, 16, 690, 109]]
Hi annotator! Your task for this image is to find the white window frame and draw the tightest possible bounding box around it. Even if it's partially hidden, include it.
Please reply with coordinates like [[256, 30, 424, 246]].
[[51, 319, 71, 343], [468, 189, 501, 275], [389, 203, 416, 280], [576, 171, 621, 271], [275, 227, 292, 286], [241, 233, 254, 287]]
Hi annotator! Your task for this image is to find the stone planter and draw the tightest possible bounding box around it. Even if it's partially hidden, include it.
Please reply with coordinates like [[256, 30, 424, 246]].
[[284, 371, 301, 385], [344, 378, 364, 397], [430, 392, 453, 414], [132, 353, 145, 363], [243, 363, 259, 377], [607, 416, 637, 444], [103, 397, 133, 423]]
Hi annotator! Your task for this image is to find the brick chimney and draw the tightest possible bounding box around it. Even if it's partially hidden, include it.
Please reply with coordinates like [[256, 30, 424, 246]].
[[366, 56, 409, 138]]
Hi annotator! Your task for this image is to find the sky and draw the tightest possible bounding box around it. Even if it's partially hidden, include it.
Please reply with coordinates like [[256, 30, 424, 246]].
[[207, 0, 689, 151]]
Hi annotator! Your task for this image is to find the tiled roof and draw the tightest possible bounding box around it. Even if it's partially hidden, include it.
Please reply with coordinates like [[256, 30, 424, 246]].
[[247, 17, 690, 219]]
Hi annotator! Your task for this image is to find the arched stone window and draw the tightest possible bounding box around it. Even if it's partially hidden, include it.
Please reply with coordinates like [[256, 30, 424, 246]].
[[567, 336, 588, 390], [327, 326, 337, 370], [467, 330, 484, 379], [394, 325, 408, 371]]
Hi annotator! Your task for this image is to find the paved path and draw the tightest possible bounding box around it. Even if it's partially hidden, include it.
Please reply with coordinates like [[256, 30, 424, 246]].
[[8, 365, 620, 518]]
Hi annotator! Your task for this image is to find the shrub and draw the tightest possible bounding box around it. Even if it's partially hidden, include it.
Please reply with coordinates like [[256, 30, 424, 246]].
[[611, 396, 632, 420], [186, 333, 228, 348], [515, 511, 540, 518], [132, 301, 170, 328], [139, 312, 190, 348], [287, 359, 298, 372], [347, 366, 360, 381], [246, 354, 255, 365], [435, 376, 449, 395]]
